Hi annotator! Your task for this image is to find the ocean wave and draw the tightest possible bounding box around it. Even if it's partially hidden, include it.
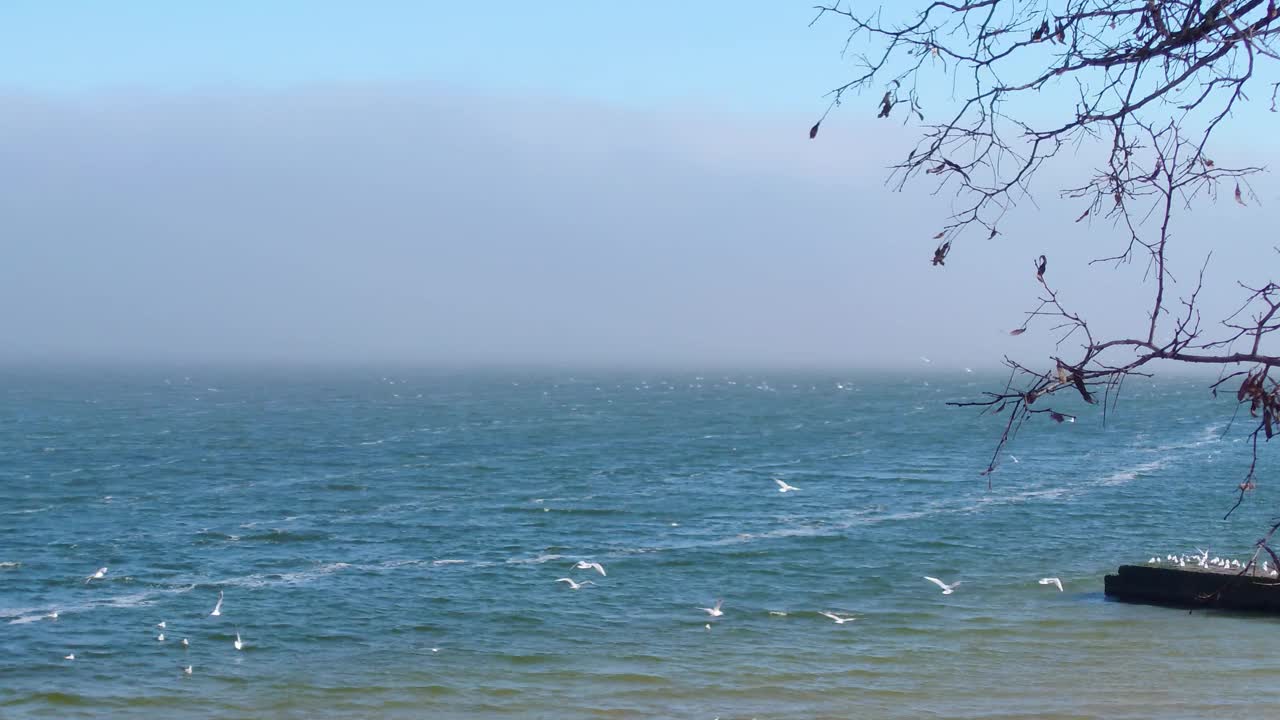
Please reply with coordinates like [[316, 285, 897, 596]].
[[505, 554, 564, 565], [5, 584, 197, 624], [2, 506, 53, 515], [1098, 459, 1168, 486], [220, 562, 352, 589], [240, 529, 332, 543]]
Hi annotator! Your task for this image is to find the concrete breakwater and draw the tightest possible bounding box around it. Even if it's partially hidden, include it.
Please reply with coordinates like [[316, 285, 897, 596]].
[[1105, 564, 1280, 611]]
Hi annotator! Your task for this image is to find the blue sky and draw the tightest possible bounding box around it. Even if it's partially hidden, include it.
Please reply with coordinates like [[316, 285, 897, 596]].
[[0, 2, 1274, 368], [0, 1, 850, 110]]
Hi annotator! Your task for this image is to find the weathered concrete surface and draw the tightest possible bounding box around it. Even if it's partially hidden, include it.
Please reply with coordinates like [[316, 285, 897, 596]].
[[1105, 564, 1280, 611]]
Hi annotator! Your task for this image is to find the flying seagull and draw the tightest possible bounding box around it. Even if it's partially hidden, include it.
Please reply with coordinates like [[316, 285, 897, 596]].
[[157, 621, 166, 629], [700, 600, 724, 617], [183, 665, 192, 675], [210, 591, 223, 617], [924, 576, 961, 595], [1038, 577, 1064, 592], [819, 611, 858, 624], [774, 479, 800, 493], [573, 561, 606, 576], [234, 632, 243, 651], [85, 567, 107, 583], [556, 578, 594, 590]]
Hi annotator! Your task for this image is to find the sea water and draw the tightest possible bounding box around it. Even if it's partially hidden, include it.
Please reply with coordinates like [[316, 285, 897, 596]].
[[1, 369, 1277, 719]]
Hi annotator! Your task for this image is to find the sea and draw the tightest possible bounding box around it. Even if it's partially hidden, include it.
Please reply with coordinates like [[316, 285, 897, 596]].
[[2, 368, 1278, 719]]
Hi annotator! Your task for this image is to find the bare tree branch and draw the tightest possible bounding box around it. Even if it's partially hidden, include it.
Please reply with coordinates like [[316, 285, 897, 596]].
[[813, 0, 1278, 512]]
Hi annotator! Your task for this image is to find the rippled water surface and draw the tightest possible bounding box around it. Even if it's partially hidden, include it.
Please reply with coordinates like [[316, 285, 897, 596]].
[[2, 369, 1278, 719]]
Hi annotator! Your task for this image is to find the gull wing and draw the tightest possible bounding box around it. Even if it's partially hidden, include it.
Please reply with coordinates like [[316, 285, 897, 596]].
[[923, 576, 950, 590]]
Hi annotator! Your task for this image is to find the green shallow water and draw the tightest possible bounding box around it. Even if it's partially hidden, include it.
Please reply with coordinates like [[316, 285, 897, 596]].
[[1, 369, 1277, 719]]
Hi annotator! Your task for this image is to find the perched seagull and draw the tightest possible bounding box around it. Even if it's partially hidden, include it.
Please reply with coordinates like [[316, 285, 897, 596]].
[[210, 591, 223, 617], [924, 576, 961, 595], [774, 479, 800, 493], [1039, 577, 1064, 592], [234, 632, 243, 651], [183, 665, 192, 676], [573, 561, 606, 577], [64, 653, 75, 661], [181, 638, 189, 648], [157, 633, 165, 642], [700, 600, 725, 617], [819, 611, 858, 624], [157, 621, 166, 629], [85, 567, 108, 583], [555, 578, 594, 590]]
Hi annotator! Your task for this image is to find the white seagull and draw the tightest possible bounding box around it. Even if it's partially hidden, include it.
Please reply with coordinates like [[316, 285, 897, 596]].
[[234, 632, 243, 651], [774, 479, 800, 493], [46, 611, 59, 620], [157, 621, 166, 629], [573, 561, 606, 576], [556, 578, 594, 590], [85, 567, 108, 583], [157, 633, 165, 642], [181, 638, 189, 648], [210, 591, 223, 617], [64, 653, 75, 661], [924, 576, 961, 595], [183, 665, 192, 675], [700, 600, 725, 617], [819, 611, 858, 624], [1039, 577, 1064, 592]]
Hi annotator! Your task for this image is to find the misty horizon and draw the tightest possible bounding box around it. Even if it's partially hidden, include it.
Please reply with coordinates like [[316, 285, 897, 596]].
[[2, 87, 1275, 370]]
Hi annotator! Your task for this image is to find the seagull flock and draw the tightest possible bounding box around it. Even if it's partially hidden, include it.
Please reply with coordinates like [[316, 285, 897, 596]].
[[55, 478, 1217, 680], [544, 479, 1076, 632], [53, 569, 245, 676], [1146, 550, 1278, 576]]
